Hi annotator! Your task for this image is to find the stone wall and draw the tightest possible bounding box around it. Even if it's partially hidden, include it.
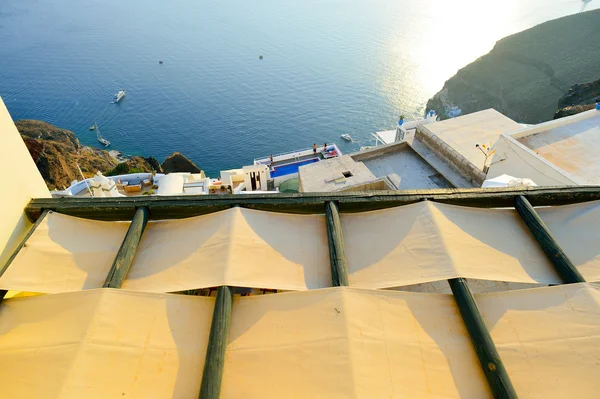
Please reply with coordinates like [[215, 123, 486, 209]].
[[416, 126, 486, 187]]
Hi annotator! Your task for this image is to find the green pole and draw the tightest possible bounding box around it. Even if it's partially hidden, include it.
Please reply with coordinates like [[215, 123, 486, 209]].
[[514, 195, 584, 283], [199, 286, 234, 399], [325, 201, 349, 286], [103, 206, 149, 288], [449, 278, 518, 399]]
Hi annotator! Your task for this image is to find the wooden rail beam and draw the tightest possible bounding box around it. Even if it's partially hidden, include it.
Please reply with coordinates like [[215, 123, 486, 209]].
[[25, 186, 600, 221], [514, 195, 584, 283], [325, 201, 349, 287], [103, 207, 149, 288], [449, 278, 518, 399]]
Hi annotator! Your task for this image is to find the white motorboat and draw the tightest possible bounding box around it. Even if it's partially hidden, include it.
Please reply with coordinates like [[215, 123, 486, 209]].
[[112, 89, 126, 103], [341, 133, 352, 141]]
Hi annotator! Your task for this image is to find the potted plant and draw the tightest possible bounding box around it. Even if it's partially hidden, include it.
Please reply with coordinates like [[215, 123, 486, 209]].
[[398, 114, 405, 126]]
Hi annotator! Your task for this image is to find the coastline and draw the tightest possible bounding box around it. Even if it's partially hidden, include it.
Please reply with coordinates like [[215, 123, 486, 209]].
[[426, 9, 600, 124]]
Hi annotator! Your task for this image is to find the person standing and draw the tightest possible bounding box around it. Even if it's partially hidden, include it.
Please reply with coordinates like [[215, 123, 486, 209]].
[[270, 154, 274, 166], [313, 143, 317, 154], [323, 143, 327, 151]]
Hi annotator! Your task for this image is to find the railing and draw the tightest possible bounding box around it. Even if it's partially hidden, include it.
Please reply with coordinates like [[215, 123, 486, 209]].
[[254, 144, 341, 165]]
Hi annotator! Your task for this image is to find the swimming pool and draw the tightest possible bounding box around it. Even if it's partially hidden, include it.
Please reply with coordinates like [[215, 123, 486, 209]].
[[270, 158, 319, 177]]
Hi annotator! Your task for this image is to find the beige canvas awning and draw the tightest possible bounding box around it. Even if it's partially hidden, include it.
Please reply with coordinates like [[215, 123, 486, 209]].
[[0, 289, 214, 398], [0, 208, 330, 293], [0, 212, 130, 293], [477, 282, 600, 398], [342, 201, 561, 288], [0, 285, 598, 397], [123, 207, 331, 292], [222, 288, 491, 398], [5, 201, 597, 295], [538, 200, 600, 282]]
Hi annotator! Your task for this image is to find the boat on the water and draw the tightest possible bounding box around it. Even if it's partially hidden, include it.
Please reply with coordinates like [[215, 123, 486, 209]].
[[93, 123, 111, 147], [89, 124, 95, 131], [341, 133, 352, 141], [112, 89, 126, 104]]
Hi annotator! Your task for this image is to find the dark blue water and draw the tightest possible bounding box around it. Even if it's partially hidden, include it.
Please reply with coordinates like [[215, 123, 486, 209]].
[[1, 0, 596, 176]]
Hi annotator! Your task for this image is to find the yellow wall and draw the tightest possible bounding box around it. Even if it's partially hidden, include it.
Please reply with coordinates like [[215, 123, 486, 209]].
[[0, 97, 50, 267]]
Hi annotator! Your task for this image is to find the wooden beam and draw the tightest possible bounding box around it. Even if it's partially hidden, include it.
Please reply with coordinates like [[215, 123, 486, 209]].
[[103, 207, 149, 288], [0, 209, 50, 303], [325, 201, 349, 286], [25, 186, 600, 221], [199, 286, 233, 399], [448, 278, 517, 399], [514, 195, 585, 283]]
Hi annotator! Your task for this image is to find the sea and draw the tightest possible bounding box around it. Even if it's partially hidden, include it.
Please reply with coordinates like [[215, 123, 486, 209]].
[[1, 0, 597, 176]]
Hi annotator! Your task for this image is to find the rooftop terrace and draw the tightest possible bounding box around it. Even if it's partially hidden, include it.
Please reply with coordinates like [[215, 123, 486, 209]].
[[513, 110, 600, 184], [351, 142, 452, 189], [421, 109, 521, 171]]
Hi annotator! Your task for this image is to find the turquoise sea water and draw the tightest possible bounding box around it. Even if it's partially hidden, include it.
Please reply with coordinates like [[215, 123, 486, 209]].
[[1, 0, 597, 176]]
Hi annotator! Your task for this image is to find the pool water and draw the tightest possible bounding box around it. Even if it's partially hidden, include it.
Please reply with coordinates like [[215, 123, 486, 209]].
[[270, 158, 319, 178]]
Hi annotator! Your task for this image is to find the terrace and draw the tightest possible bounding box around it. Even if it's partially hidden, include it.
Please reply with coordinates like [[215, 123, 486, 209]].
[[254, 144, 342, 179]]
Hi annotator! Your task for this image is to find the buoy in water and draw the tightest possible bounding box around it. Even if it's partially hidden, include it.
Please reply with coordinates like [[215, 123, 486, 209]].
[[159, 60, 163, 64], [259, 55, 263, 60]]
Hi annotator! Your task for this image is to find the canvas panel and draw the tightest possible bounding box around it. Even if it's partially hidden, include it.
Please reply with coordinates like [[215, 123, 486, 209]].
[[343, 202, 452, 288], [538, 200, 600, 282], [123, 210, 235, 291], [124, 207, 330, 292], [221, 288, 490, 398], [0, 289, 214, 399], [0, 212, 129, 293], [476, 283, 600, 399], [343, 202, 560, 288], [225, 207, 330, 290]]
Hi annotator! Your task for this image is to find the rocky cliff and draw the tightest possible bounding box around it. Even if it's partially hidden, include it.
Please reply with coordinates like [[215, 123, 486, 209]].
[[554, 78, 600, 119], [17, 120, 199, 190], [426, 9, 600, 124], [17, 120, 117, 190]]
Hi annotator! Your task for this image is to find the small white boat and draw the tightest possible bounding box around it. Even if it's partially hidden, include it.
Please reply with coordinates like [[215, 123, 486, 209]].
[[341, 133, 352, 141], [93, 123, 111, 147], [112, 89, 126, 103], [98, 136, 111, 147]]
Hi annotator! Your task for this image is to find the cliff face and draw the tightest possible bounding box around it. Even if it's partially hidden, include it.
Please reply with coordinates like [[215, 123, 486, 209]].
[[426, 9, 600, 124], [18, 120, 200, 190], [17, 120, 117, 190]]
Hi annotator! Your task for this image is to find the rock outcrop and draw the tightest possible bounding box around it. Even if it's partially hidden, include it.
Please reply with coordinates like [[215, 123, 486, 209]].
[[426, 9, 600, 124], [161, 152, 201, 173], [17, 120, 117, 190], [554, 104, 596, 119], [18, 120, 201, 190], [554, 79, 600, 119], [105, 156, 163, 176]]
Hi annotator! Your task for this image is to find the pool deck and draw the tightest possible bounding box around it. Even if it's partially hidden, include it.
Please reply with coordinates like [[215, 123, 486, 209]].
[[254, 145, 342, 167]]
